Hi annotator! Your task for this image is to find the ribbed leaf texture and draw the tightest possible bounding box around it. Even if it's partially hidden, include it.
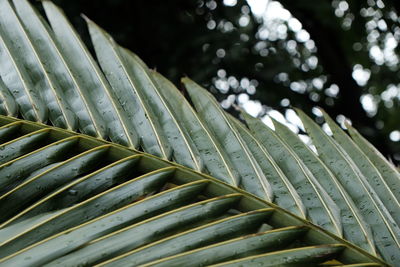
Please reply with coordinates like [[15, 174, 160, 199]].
[[0, 116, 385, 266], [0, 0, 398, 265]]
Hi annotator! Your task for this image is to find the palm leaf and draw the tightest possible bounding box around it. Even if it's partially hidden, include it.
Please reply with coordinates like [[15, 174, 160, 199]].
[[322, 110, 400, 225], [0, 77, 17, 117], [271, 117, 376, 254], [0, 13, 47, 122], [138, 226, 306, 266], [347, 123, 400, 201], [210, 245, 345, 267], [118, 50, 202, 170], [227, 113, 306, 218], [296, 108, 400, 263], [0, 116, 386, 266], [152, 72, 239, 185], [85, 17, 171, 159], [12, 0, 106, 138], [242, 111, 343, 237], [98, 209, 275, 266], [0, 1, 398, 265], [0, 0, 76, 131], [183, 77, 274, 202], [42, 0, 139, 147]]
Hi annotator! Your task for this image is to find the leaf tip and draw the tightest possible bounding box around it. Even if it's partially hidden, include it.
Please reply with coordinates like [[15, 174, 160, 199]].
[[181, 76, 193, 85], [81, 13, 91, 22], [269, 116, 281, 128], [344, 120, 354, 130], [240, 110, 255, 123], [292, 107, 303, 115]]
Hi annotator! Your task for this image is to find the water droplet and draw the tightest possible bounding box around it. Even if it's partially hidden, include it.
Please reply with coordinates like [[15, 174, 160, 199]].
[[68, 189, 78, 196]]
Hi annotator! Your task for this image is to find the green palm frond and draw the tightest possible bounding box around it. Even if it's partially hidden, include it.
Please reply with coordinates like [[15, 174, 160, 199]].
[[0, 116, 386, 266], [296, 108, 400, 263], [241, 111, 343, 237], [271, 116, 376, 254], [0, 0, 399, 265]]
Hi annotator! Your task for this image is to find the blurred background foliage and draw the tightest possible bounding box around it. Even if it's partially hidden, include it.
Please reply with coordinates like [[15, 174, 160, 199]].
[[38, 0, 400, 163]]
